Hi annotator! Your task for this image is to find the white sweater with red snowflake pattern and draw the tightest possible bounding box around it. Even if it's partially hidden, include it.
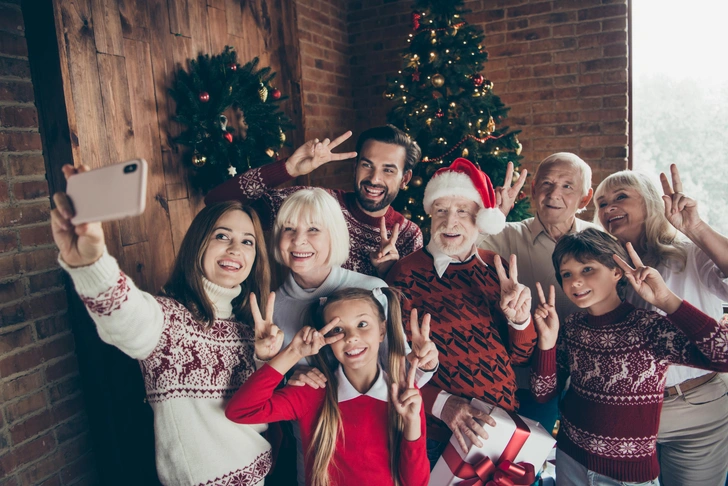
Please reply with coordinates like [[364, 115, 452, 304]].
[[60, 251, 271, 486], [530, 301, 728, 483]]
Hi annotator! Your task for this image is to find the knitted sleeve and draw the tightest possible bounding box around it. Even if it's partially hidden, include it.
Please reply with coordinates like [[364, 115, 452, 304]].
[[204, 158, 295, 206], [396, 219, 424, 258], [59, 250, 165, 360], [397, 399, 430, 486], [649, 302, 728, 370], [225, 363, 323, 424], [531, 317, 570, 403]]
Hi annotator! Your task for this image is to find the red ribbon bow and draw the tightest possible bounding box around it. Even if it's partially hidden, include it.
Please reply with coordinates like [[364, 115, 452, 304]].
[[441, 411, 537, 486]]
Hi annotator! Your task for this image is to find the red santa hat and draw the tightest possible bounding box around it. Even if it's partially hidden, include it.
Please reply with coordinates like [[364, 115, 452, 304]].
[[423, 158, 506, 235]]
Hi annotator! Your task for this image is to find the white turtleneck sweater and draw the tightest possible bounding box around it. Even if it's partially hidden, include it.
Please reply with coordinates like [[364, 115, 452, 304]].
[[60, 251, 270, 486]]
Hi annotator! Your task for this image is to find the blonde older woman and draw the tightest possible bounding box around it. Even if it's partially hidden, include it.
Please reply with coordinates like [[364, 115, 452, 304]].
[[594, 165, 728, 486]]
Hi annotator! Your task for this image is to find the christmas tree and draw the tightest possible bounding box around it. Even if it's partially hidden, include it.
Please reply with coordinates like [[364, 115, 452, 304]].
[[385, 0, 530, 240]]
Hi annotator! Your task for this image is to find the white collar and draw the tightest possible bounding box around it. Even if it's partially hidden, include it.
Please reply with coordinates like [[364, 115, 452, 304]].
[[426, 240, 486, 278], [336, 365, 389, 403]]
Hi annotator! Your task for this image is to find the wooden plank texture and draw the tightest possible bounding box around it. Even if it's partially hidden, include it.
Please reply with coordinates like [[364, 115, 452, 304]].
[[167, 0, 191, 37], [92, 0, 124, 55]]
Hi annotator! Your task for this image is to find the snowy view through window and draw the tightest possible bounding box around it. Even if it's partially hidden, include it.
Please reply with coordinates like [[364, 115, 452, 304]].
[[632, 0, 728, 236]]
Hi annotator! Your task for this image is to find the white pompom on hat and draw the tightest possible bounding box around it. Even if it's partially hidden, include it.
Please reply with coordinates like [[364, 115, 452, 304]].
[[423, 157, 506, 235]]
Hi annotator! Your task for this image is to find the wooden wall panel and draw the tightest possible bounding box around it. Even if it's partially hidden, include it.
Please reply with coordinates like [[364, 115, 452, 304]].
[[51, 0, 304, 297]]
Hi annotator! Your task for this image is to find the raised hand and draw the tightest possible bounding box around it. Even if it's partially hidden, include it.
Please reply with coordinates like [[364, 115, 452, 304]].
[[287, 317, 344, 358], [494, 161, 528, 217], [660, 164, 701, 235], [441, 395, 496, 452], [392, 356, 423, 426], [51, 164, 105, 268], [251, 292, 284, 361], [494, 254, 532, 325], [288, 365, 328, 389], [534, 282, 559, 350], [369, 217, 400, 277], [407, 308, 438, 371], [285, 131, 358, 178], [613, 243, 682, 314]]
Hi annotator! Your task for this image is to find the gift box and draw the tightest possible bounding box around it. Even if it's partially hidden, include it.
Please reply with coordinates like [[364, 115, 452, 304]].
[[430, 399, 556, 486]]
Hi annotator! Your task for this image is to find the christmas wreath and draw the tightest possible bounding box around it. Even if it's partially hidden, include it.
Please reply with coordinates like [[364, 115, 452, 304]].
[[170, 46, 295, 191]]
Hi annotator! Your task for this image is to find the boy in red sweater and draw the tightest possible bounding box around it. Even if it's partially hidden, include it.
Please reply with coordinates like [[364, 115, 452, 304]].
[[531, 228, 728, 485]]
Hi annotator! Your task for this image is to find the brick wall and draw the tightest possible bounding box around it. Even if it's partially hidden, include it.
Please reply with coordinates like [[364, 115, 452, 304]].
[[0, 2, 98, 484], [296, 0, 357, 189], [346, 0, 629, 201]]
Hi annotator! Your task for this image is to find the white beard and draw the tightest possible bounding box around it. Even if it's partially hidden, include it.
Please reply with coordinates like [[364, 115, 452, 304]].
[[430, 228, 479, 259]]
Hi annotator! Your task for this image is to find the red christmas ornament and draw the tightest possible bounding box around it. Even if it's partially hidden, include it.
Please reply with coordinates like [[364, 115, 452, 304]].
[[472, 74, 484, 87], [271, 88, 282, 100], [198, 91, 210, 103], [412, 12, 421, 30], [518, 191, 526, 200], [223, 132, 233, 143], [435, 109, 444, 119], [412, 70, 421, 82], [228, 63, 237, 71]]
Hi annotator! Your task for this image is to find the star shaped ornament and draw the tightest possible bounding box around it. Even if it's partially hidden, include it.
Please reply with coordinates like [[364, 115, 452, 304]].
[[227, 165, 237, 177]]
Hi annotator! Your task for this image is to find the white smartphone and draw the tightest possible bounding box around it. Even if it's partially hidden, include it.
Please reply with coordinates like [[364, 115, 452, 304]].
[[66, 159, 148, 225]]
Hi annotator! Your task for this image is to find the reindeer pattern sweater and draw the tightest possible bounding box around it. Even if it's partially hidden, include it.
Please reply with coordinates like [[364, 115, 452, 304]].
[[204, 159, 423, 277], [386, 248, 537, 441], [530, 301, 728, 482]]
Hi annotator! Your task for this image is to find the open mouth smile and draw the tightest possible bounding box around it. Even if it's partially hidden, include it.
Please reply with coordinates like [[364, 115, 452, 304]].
[[291, 252, 314, 259], [608, 215, 626, 224], [344, 347, 366, 357], [362, 185, 385, 198], [218, 260, 242, 271], [573, 290, 591, 299]]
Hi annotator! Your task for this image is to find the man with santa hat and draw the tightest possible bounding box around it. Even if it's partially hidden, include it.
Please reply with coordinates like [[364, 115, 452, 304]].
[[387, 158, 537, 468]]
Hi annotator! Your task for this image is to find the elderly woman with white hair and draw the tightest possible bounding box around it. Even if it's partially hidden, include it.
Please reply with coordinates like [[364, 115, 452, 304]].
[[594, 165, 728, 486], [479, 152, 597, 433], [260, 188, 438, 485]]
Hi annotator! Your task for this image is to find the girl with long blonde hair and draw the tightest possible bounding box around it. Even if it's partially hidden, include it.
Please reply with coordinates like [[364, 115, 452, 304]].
[[226, 287, 431, 486]]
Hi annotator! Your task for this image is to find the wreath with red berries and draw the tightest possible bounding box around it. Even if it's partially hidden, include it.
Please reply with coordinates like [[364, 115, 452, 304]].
[[171, 46, 294, 191]]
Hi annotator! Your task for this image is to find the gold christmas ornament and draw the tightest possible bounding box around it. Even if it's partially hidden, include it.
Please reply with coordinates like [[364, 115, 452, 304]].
[[515, 141, 523, 156], [279, 130, 286, 143], [265, 148, 275, 158], [512, 171, 520, 183], [431, 74, 445, 88], [407, 197, 416, 205], [486, 116, 496, 134], [192, 153, 207, 167], [402, 209, 412, 219], [461, 148, 469, 157], [258, 84, 268, 102], [411, 176, 423, 187], [431, 37, 437, 45], [483, 79, 494, 91]]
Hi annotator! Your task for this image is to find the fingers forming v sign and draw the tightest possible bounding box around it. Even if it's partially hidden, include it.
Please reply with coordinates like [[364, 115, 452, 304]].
[[534, 282, 559, 350], [370, 217, 401, 276], [287, 131, 358, 178], [495, 161, 528, 217], [292, 317, 345, 358], [494, 254, 532, 324], [408, 309, 437, 371], [659, 163, 700, 233], [392, 355, 421, 422], [612, 243, 674, 310], [251, 292, 284, 361]]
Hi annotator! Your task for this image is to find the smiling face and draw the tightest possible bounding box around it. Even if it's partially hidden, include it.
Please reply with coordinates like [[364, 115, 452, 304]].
[[429, 196, 480, 260], [596, 186, 648, 246], [354, 140, 412, 216], [558, 257, 623, 315], [532, 162, 592, 226], [277, 216, 332, 288], [324, 298, 385, 376], [201, 210, 257, 289]]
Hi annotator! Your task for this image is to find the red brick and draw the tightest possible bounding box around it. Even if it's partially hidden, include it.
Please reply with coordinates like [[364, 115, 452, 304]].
[[55, 414, 89, 444], [506, 26, 551, 42], [0, 106, 38, 129], [7, 154, 45, 176], [0, 346, 43, 378], [51, 393, 84, 423], [576, 20, 601, 35], [0, 180, 7, 202], [0, 370, 43, 402], [18, 224, 53, 247], [0, 298, 26, 328], [59, 452, 94, 483], [48, 376, 82, 404], [0, 131, 41, 152], [0, 4, 24, 33], [0, 326, 33, 354], [27, 269, 64, 294], [12, 247, 58, 274], [5, 391, 47, 424], [0, 80, 34, 103], [12, 180, 48, 201], [578, 83, 626, 97], [577, 4, 627, 21], [0, 434, 55, 476], [34, 315, 70, 340], [9, 410, 54, 444], [507, 2, 552, 18], [0, 57, 30, 79]]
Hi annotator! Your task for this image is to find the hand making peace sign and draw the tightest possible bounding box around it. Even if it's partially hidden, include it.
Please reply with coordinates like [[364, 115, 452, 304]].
[[369, 217, 401, 277], [287, 317, 344, 358], [613, 243, 682, 314], [495, 161, 528, 217], [534, 282, 559, 350], [392, 355, 423, 424], [285, 131, 358, 178], [251, 292, 284, 361], [407, 308, 438, 372], [660, 164, 701, 235], [494, 254, 532, 325]]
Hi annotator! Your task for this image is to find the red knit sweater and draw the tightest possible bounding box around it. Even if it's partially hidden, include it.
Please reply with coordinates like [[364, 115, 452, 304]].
[[386, 248, 537, 441], [204, 159, 423, 277], [225, 364, 429, 486], [531, 301, 728, 482]]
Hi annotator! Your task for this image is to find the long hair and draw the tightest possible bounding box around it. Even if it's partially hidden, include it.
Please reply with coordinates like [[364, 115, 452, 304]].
[[307, 287, 408, 486], [593, 171, 687, 269], [160, 201, 271, 328]]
